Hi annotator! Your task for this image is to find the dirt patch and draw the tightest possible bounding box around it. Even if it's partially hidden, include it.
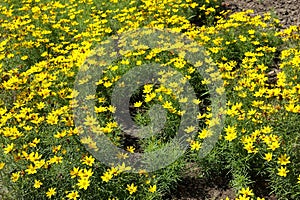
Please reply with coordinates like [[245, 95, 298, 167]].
[[164, 177, 235, 200], [164, 163, 235, 200], [222, 0, 300, 28]]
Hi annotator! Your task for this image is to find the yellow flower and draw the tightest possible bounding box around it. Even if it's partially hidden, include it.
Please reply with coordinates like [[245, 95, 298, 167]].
[[84, 115, 98, 126], [197, 113, 206, 119], [28, 151, 42, 162], [52, 145, 61, 154], [143, 84, 153, 94], [117, 162, 132, 173], [108, 167, 119, 176], [216, 86, 225, 95], [0, 162, 5, 170], [107, 105, 116, 113], [248, 29, 255, 35], [235, 194, 250, 200], [144, 92, 156, 102], [70, 167, 80, 178], [81, 155, 95, 167], [21, 55, 28, 60], [239, 187, 254, 196], [179, 97, 188, 103], [192, 99, 201, 105], [4, 143, 14, 154], [36, 102, 45, 110], [126, 146, 135, 153], [277, 154, 290, 165], [261, 126, 272, 134], [224, 125, 237, 141], [190, 140, 201, 151], [46, 114, 58, 125], [198, 129, 212, 139], [34, 159, 45, 169], [277, 166, 289, 177], [149, 185, 157, 193], [11, 171, 20, 182], [79, 168, 93, 179], [163, 101, 173, 109], [117, 152, 129, 159], [243, 142, 258, 154], [34, 179, 43, 189], [267, 141, 280, 151], [264, 153, 272, 162], [184, 126, 196, 133], [126, 183, 137, 194], [133, 101, 142, 107], [29, 138, 41, 147], [238, 35, 247, 42], [94, 106, 107, 113], [31, 6, 40, 13], [41, 51, 48, 57], [77, 178, 90, 190], [25, 164, 37, 174], [48, 155, 63, 164], [104, 81, 113, 88], [46, 188, 56, 199], [66, 191, 80, 200], [101, 171, 113, 182]]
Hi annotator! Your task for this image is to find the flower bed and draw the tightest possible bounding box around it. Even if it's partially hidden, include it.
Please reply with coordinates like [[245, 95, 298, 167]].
[[0, 0, 299, 199]]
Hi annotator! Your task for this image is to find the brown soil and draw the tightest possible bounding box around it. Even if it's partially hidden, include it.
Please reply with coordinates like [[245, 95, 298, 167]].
[[222, 0, 300, 28], [164, 163, 235, 200]]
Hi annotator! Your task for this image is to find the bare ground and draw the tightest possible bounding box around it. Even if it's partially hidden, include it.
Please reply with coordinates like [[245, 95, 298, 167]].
[[222, 0, 300, 28]]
